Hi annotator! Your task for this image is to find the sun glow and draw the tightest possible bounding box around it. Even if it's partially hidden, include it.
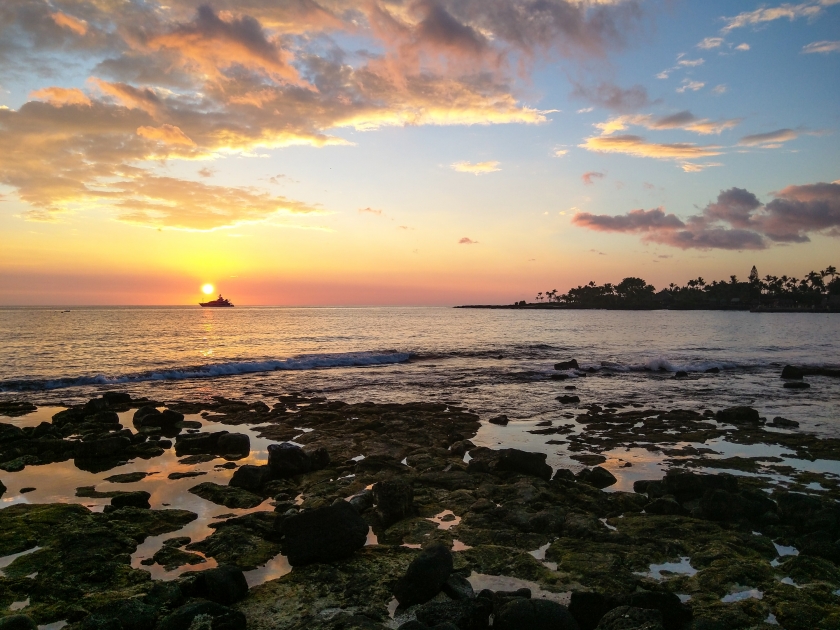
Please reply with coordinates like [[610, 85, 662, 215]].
[[201, 283, 214, 295]]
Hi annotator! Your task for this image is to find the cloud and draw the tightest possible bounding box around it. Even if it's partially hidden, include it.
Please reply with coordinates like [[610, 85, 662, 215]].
[[358, 207, 384, 216], [572, 182, 840, 249], [51, 12, 88, 36], [580, 134, 723, 160], [554, 148, 569, 157], [738, 128, 798, 146], [677, 80, 705, 93], [698, 37, 724, 49], [803, 40, 840, 53], [451, 160, 500, 174], [198, 167, 214, 178], [30, 87, 91, 107], [680, 162, 722, 172], [712, 84, 727, 95], [571, 82, 649, 112], [582, 171, 605, 185], [735, 43, 750, 51], [458, 237, 478, 244], [721, 2, 831, 33], [577, 107, 594, 114], [136, 124, 196, 146], [678, 58, 705, 67]]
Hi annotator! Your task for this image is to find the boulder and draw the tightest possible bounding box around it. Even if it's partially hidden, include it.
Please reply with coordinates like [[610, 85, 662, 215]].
[[624, 592, 691, 630], [188, 482, 263, 509], [495, 599, 580, 630], [645, 497, 683, 515], [109, 491, 151, 510], [781, 365, 804, 379], [704, 367, 720, 374], [86, 598, 157, 630], [196, 565, 249, 605], [553, 469, 576, 483], [576, 467, 617, 489], [496, 449, 553, 481], [229, 464, 271, 492], [442, 573, 475, 601], [373, 479, 415, 527], [555, 360, 580, 370], [348, 489, 374, 514], [0, 616, 37, 630], [715, 407, 760, 425], [784, 382, 810, 389], [217, 432, 250, 456], [74, 435, 131, 459], [557, 395, 581, 404], [674, 371, 688, 378], [768, 416, 799, 428], [102, 392, 132, 404], [489, 415, 509, 426], [569, 592, 623, 630], [267, 442, 329, 478], [596, 606, 663, 630], [393, 543, 454, 607], [88, 411, 121, 425], [134, 406, 162, 423], [156, 601, 246, 630], [281, 500, 368, 566], [415, 599, 492, 629]]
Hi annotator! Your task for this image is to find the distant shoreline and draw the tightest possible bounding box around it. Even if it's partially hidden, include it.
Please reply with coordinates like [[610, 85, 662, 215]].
[[455, 303, 840, 313]]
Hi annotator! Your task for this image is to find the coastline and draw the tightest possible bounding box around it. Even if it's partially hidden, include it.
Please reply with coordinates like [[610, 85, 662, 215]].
[[456, 303, 840, 312], [1, 379, 839, 629]]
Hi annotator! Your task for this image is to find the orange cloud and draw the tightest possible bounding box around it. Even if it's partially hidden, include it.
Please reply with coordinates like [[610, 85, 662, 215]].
[[451, 160, 500, 174], [51, 12, 88, 36], [137, 124, 196, 146], [29, 87, 91, 107], [580, 135, 723, 160]]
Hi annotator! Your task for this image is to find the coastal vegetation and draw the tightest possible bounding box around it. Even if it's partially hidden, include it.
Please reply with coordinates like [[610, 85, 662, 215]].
[[527, 265, 839, 311]]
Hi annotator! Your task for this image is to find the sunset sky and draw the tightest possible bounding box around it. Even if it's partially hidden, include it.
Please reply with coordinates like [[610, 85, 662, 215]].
[[1, 0, 838, 305]]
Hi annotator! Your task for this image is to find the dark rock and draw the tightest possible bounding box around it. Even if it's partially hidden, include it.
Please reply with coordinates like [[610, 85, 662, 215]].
[[174, 431, 228, 456], [553, 469, 577, 483], [416, 598, 492, 630], [108, 490, 151, 510], [555, 360, 580, 370], [0, 616, 38, 630], [88, 411, 120, 424], [569, 592, 622, 630], [102, 392, 132, 404], [281, 500, 368, 566], [704, 367, 720, 374], [196, 565, 249, 605], [784, 381, 810, 389], [674, 371, 688, 378], [229, 464, 271, 492], [188, 482, 263, 509], [698, 489, 742, 521], [625, 592, 691, 630], [168, 471, 206, 480], [104, 472, 149, 483], [565, 386, 577, 390], [267, 442, 329, 478], [393, 543, 454, 607], [715, 406, 760, 425], [373, 479, 415, 527], [495, 598, 580, 630], [450, 440, 475, 456], [552, 374, 570, 380], [83, 397, 111, 413], [557, 395, 581, 404], [0, 479, 5, 498], [576, 467, 617, 489], [74, 435, 131, 459], [645, 497, 683, 515], [781, 365, 804, 379], [661, 470, 737, 503], [442, 573, 476, 601], [88, 598, 157, 630], [217, 432, 250, 456], [633, 480, 655, 494], [156, 601, 247, 630], [596, 606, 663, 630], [143, 581, 185, 611], [133, 406, 166, 425], [496, 449, 553, 481], [768, 416, 799, 428], [348, 489, 374, 514], [489, 415, 509, 426]]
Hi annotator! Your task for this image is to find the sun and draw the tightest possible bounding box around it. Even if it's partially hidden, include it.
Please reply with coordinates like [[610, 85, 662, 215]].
[[201, 283, 214, 295]]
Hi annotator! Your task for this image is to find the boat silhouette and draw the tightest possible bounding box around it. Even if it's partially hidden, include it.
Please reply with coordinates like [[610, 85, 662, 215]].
[[199, 294, 234, 308]]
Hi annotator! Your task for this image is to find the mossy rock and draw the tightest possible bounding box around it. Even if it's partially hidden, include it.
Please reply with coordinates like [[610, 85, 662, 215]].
[[188, 482, 264, 509], [187, 512, 280, 570]]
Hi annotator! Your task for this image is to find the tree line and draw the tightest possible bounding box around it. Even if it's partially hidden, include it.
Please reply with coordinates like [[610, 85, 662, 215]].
[[532, 265, 839, 310]]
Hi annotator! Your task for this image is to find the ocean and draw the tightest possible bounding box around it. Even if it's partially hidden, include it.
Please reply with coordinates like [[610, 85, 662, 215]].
[[2, 306, 838, 434]]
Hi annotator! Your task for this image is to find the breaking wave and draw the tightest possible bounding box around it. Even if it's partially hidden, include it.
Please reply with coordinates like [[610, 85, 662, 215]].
[[0, 351, 412, 392]]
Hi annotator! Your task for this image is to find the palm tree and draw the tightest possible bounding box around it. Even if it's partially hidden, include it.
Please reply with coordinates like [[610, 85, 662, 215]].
[[536, 292, 543, 302]]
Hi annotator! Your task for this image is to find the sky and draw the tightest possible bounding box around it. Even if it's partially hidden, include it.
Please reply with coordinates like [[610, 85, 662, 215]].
[[0, 0, 838, 305]]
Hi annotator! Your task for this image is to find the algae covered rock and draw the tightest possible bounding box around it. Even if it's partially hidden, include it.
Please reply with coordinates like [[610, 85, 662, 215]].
[[281, 500, 368, 566], [596, 606, 663, 630], [0, 616, 37, 630], [188, 482, 264, 509], [495, 598, 580, 630], [267, 442, 329, 478], [715, 407, 760, 425], [157, 601, 246, 630], [373, 479, 415, 527], [187, 512, 281, 570], [577, 467, 617, 489], [393, 543, 454, 607]]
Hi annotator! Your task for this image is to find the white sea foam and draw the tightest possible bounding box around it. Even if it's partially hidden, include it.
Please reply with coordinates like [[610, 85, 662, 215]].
[[0, 351, 412, 392]]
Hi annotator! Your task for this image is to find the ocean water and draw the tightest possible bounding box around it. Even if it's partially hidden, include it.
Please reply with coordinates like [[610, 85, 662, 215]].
[[1, 306, 839, 435]]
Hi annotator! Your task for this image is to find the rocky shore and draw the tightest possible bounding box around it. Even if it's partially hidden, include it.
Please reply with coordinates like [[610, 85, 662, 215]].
[[1, 386, 839, 630]]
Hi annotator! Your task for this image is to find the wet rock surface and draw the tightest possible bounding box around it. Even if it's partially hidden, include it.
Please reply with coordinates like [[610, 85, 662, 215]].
[[1, 395, 840, 630]]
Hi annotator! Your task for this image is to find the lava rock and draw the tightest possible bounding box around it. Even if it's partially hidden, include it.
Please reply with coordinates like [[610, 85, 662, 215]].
[[267, 442, 329, 478], [496, 449, 553, 481], [229, 464, 271, 492], [188, 482, 263, 509], [74, 435, 131, 459], [109, 491, 151, 510], [674, 371, 688, 378], [553, 468, 577, 483], [555, 360, 580, 370], [102, 392, 132, 405], [373, 479, 415, 527], [442, 573, 476, 601], [86, 598, 157, 630], [0, 616, 38, 630], [156, 601, 246, 630], [645, 497, 683, 515], [784, 382, 810, 389], [489, 415, 509, 426], [704, 367, 720, 374], [624, 592, 691, 630], [781, 365, 804, 379], [557, 395, 581, 404], [768, 416, 799, 428], [280, 500, 368, 566], [393, 543, 454, 607], [196, 565, 249, 605], [715, 406, 760, 425], [416, 598, 492, 629], [495, 598, 580, 630], [217, 432, 250, 456], [596, 606, 663, 630], [569, 592, 623, 630], [348, 489, 374, 514], [576, 466, 617, 489]]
